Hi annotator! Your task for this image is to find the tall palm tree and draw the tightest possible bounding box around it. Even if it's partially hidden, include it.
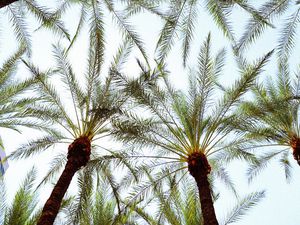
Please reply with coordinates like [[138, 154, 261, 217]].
[[8, 35, 133, 224], [112, 34, 272, 225], [237, 60, 300, 182]]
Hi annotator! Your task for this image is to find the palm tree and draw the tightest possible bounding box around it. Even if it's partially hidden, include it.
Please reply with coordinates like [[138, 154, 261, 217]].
[[112, 34, 272, 225], [237, 60, 300, 182], [8, 34, 133, 224]]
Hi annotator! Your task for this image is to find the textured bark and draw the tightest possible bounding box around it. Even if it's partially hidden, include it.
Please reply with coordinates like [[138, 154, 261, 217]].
[[37, 137, 91, 225], [0, 0, 18, 8], [291, 136, 300, 165], [188, 152, 218, 225]]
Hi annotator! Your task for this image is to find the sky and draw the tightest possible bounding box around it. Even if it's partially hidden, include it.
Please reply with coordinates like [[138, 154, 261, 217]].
[[1, 1, 300, 224]]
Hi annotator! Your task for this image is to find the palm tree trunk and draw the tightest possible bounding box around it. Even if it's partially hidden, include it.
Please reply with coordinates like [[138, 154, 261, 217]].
[[188, 152, 218, 225], [37, 159, 79, 225], [193, 172, 219, 225], [0, 0, 18, 8], [290, 136, 300, 165], [37, 137, 91, 225]]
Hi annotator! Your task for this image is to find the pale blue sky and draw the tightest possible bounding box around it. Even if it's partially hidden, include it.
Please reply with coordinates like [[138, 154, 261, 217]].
[[1, 1, 300, 224]]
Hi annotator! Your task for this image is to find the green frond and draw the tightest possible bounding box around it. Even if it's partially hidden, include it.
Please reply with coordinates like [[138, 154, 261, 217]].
[[124, 0, 166, 20], [0, 45, 49, 132], [234, 0, 274, 28], [88, 0, 105, 76], [213, 47, 226, 79], [91, 188, 115, 225], [211, 165, 237, 198], [37, 153, 67, 189], [213, 140, 258, 164], [279, 150, 293, 182], [110, 39, 133, 71], [247, 150, 286, 183], [23, 60, 78, 136], [277, 7, 300, 60], [221, 191, 266, 225], [101, 165, 122, 213], [180, 0, 197, 67], [3, 167, 38, 225], [66, 5, 88, 52], [207, 50, 273, 143], [7, 4, 31, 55], [155, 0, 187, 63], [52, 44, 85, 132], [236, 0, 291, 52], [277, 61, 292, 98], [151, 173, 182, 225], [206, 0, 235, 42], [9, 134, 64, 160], [0, 44, 25, 81], [125, 166, 186, 210], [185, 33, 217, 142], [23, 0, 70, 40], [67, 168, 94, 224], [104, 0, 149, 66]]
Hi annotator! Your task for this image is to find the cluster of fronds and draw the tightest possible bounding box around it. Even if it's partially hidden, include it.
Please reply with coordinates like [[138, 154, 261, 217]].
[[1, 1, 300, 225]]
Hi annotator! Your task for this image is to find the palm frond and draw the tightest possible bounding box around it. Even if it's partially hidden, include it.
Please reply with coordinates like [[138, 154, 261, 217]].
[[236, 0, 291, 52], [279, 150, 293, 182], [247, 150, 286, 183], [180, 0, 197, 66], [207, 50, 273, 142], [9, 134, 64, 160], [67, 168, 94, 224], [66, 4, 88, 52], [104, 0, 149, 66], [37, 153, 67, 189], [221, 191, 266, 225], [3, 167, 38, 225], [206, 0, 235, 42], [155, 0, 187, 63], [277, 7, 300, 60], [0, 179, 6, 223], [7, 4, 31, 55], [23, 0, 70, 40]]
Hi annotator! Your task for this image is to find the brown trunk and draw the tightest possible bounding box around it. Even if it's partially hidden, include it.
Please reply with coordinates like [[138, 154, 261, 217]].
[[0, 0, 18, 8], [290, 136, 300, 166], [37, 137, 91, 225], [188, 152, 218, 225]]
